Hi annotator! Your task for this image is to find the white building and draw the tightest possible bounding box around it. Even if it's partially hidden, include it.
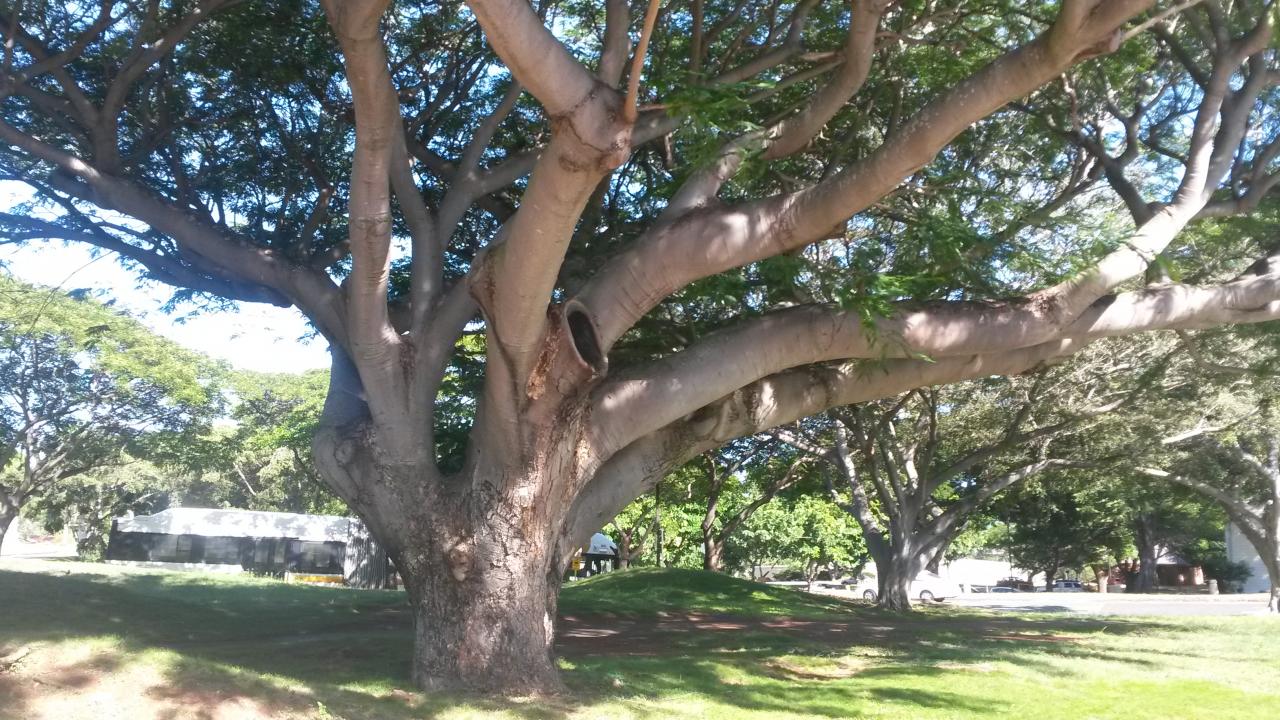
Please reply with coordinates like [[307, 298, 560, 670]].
[[1226, 522, 1270, 593], [106, 507, 390, 588]]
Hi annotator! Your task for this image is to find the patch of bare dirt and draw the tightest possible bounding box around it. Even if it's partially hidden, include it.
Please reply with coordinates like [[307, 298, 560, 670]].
[[0, 643, 305, 720]]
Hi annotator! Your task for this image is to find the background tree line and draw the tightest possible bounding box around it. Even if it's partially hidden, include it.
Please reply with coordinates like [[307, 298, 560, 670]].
[[0, 273, 344, 557]]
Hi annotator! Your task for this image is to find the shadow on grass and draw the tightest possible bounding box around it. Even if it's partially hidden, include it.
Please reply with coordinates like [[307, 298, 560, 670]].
[[0, 565, 1205, 720]]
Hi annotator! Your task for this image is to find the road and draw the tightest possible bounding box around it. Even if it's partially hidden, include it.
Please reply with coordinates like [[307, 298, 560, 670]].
[[947, 591, 1272, 616]]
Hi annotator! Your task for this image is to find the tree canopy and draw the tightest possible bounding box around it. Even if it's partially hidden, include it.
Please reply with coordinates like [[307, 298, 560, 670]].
[[0, 274, 222, 549], [3, 0, 1280, 693]]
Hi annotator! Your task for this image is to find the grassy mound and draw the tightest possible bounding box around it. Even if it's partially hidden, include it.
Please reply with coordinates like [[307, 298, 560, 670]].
[[559, 567, 857, 619]]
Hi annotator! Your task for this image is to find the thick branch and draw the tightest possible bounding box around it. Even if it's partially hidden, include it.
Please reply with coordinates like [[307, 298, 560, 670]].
[[465, 0, 599, 117], [591, 271, 1280, 457], [576, 2, 1154, 351]]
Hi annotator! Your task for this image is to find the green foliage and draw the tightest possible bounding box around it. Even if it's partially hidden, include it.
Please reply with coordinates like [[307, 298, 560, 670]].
[[0, 274, 223, 525], [174, 369, 344, 515], [27, 460, 173, 560], [734, 494, 864, 578], [993, 472, 1132, 580]]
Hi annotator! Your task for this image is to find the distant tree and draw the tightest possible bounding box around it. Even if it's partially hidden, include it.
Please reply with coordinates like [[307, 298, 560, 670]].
[[695, 440, 809, 572], [612, 438, 816, 573], [606, 492, 656, 569], [224, 370, 343, 514], [0, 276, 221, 552], [1141, 388, 1280, 611], [1108, 477, 1226, 592], [734, 493, 864, 586], [27, 460, 171, 559], [778, 344, 1151, 610], [1076, 326, 1280, 610], [994, 472, 1131, 590]]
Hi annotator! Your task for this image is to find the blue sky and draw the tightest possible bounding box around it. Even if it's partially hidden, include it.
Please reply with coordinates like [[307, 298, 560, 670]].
[[1, 241, 331, 374], [1, 181, 329, 374]]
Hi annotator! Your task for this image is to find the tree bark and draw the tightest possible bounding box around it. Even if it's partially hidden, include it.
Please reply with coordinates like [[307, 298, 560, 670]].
[[314, 409, 572, 694], [617, 528, 635, 568], [703, 536, 725, 572], [925, 544, 945, 575], [1094, 565, 1110, 594], [402, 543, 562, 694], [1265, 554, 1280, 614], [1132, 513, 1159, 593], [0, 501, 17, 556], [877, 556, 914, 612]]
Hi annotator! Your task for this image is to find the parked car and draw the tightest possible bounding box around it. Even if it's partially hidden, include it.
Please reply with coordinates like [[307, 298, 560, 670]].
[[996, 577, 1036, 592], [990, 586, 1021, 593], [851, 570, 963, 603], [1052, 579, 1084, 592]]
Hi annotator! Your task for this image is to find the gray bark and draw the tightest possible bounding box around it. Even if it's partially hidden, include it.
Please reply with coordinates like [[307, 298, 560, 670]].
[[1132, 513, 1159, 593], [1265, 554, 1280, 613], [876, 549, 916, 612], [925, 544, 946, 575], [1094, 565, 1110, 594], [0, 499, 17, 557], [312, 369, 576, 692]]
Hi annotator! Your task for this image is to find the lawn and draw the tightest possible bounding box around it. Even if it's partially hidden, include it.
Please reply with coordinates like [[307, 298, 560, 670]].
[[1, 560, 1277, 720]]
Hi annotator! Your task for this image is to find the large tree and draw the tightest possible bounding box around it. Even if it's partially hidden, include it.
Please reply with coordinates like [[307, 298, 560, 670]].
[[994, 470, 1132, 590], [2, 0, 1280, 692]]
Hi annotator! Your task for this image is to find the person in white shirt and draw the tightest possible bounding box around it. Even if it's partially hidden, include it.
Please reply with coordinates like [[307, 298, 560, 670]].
[[583, 532, 618, 576]]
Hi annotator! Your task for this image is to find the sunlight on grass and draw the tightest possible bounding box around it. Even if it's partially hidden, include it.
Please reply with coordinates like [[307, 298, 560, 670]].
[[2, 560, 1279, 720]]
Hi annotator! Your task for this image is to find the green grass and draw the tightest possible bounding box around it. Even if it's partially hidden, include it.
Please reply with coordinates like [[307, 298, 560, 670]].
[[2, 560, 1279, 720], [559, 567, 857, 618]]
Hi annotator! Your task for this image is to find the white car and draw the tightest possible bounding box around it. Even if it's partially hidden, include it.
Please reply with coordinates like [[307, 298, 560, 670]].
[[852, 570, 963, 603], [1051, 579, 1084, 592]]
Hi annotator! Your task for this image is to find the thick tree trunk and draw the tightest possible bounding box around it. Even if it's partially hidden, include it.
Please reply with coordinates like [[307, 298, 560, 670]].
[[314, 411, 570, 695], [877, 560, 913, 611], [401, 545, 562, 694], [1043, 566, 1057, 592], [875, 542, 920, 612], [1132, 514, 1159, 593], [703, 536, 724, 572]]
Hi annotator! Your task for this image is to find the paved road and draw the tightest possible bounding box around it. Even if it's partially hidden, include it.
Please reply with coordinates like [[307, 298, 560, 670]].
[[948, 592, 1272, 616]]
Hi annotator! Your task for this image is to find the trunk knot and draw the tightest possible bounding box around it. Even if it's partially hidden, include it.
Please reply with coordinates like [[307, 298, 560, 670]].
[[446, 538, 473, 582]]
